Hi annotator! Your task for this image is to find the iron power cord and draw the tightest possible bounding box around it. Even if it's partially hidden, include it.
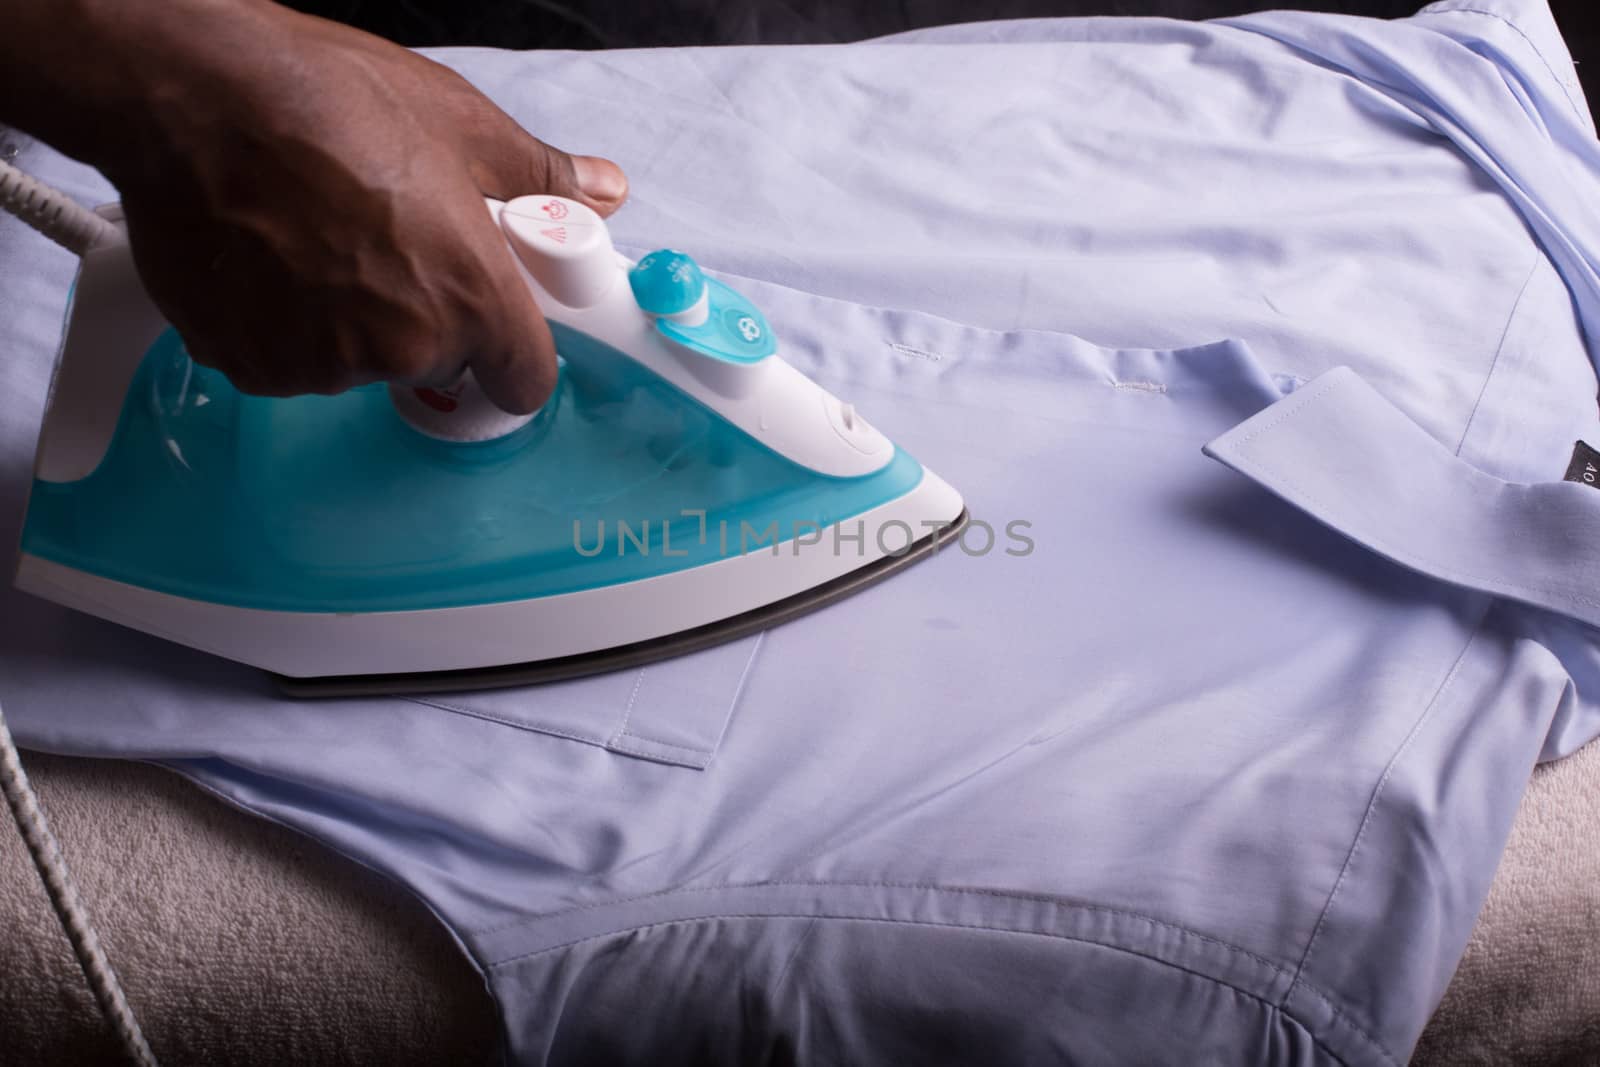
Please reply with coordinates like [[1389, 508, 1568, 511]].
[[0, 705, 160, 1066], [0, 155, 115, 253], [0, 704, 160, 1066], [0, 153, 156, 1062]]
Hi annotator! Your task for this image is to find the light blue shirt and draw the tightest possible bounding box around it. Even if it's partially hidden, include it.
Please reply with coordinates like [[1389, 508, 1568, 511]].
[[2, 1, 1597, 1063]]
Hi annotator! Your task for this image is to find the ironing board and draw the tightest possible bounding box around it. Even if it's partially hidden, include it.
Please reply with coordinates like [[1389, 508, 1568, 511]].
[[4, 1, 1600, 1063]]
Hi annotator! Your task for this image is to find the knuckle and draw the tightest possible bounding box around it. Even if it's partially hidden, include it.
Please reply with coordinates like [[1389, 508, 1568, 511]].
[[388, 345, 444, 383], [535, 143, 578, 194], [350, 315, 446, 385]]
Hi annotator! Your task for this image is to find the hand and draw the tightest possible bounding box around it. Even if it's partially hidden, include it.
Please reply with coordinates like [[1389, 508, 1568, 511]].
[[88, 2, 627, 412]]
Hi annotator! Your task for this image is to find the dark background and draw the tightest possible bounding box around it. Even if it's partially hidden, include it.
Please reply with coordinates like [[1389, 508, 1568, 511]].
[[288, 0, 1595, 118]]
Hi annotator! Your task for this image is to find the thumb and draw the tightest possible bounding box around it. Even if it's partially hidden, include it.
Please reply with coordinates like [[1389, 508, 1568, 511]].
[[473, 117, 628, 218]]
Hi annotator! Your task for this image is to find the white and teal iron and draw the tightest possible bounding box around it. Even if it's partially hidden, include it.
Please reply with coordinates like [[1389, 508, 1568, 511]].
[[14, 194, 967, 695]]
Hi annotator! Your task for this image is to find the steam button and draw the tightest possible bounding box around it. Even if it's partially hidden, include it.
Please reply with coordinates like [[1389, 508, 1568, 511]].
[[500, 195, 615, 308], [629, 250, 709, 324]]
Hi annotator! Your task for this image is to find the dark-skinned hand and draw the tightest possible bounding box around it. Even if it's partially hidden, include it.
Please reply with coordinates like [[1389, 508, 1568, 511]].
[[1, 0, 628, 413]]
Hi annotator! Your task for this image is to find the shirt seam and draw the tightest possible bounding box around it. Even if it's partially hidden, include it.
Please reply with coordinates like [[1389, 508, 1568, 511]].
[[471, 879, 1283, 969], [484, 909, 1373, 1066], [467, 878, 1394, 1061], [610, 735, 708, 755], [1452, 250, 1543, 458], [1281, 608, 1488, 1026], [610, 631, 765, 757], [1435, 6, 1589, 127], [402, 696, 613, 749], [607, 668, 648, 747]]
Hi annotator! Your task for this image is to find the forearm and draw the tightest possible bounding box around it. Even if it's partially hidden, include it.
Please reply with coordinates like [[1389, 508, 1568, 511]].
[[0, 0, 274, 175]]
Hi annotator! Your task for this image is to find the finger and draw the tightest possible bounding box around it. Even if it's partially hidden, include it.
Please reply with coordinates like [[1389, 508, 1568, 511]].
[[470, 114, 627, 217], [467, 262, 561, 415]]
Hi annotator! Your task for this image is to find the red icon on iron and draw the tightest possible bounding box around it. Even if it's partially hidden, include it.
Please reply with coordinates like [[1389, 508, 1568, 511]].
[[541, 200, 569, 220], [413, 385, 463, 413], [541, 226, 568, 244]]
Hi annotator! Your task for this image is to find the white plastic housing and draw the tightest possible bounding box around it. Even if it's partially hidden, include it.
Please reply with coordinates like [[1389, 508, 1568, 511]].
[[34, 216, 166, 483]]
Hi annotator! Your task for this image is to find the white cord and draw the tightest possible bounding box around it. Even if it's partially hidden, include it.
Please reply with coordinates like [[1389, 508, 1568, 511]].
[[0, 704, 160, 1067], [0, 155, 156, 1064], [0, 156, 116, 254]]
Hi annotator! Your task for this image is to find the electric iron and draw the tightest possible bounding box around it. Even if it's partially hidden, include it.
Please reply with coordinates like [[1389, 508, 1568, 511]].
[[14, 193, 968, 696]]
